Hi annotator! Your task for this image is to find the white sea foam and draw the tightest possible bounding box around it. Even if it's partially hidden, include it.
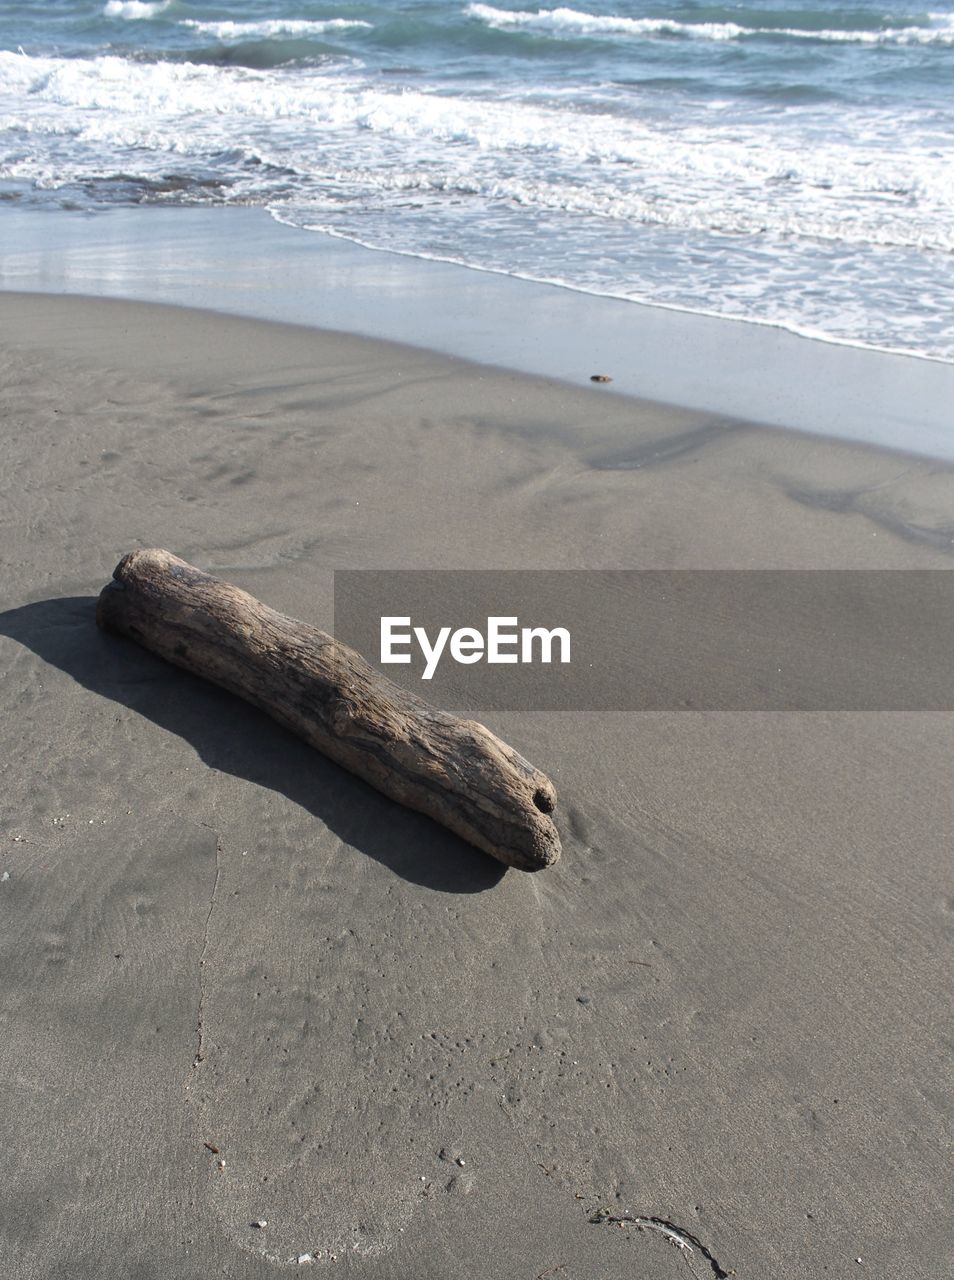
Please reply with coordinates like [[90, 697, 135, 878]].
[[103, 0, 171, 19], [2, 42, 951, 359], [180, 19, 373, 41], [466, 4, 740, 38], [1, 50, 950, 254], [466, 4, 954, 46]]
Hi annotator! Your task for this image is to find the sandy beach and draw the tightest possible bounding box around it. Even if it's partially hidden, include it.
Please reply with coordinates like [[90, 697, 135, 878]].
[[1, 289, 953, 1279]]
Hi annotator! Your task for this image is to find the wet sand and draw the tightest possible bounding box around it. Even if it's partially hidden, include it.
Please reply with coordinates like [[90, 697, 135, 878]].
[[3, 205, 954, 459], [1, 291, 952, 1279]]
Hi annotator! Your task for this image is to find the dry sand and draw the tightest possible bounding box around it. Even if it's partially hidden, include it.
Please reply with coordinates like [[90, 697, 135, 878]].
[[1, 292, 952, 1278]]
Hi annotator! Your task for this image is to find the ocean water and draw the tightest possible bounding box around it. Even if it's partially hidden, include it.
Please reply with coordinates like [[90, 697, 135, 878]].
[[1, 1, 952, 361]]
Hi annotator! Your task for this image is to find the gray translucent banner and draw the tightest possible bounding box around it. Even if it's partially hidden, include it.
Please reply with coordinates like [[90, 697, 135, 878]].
[[332, 571, 954, 711]]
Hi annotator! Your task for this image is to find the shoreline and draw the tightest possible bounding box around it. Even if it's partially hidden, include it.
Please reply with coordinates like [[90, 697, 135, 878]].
[[3, 204, 954, 461], [290, 215, 954, 370]]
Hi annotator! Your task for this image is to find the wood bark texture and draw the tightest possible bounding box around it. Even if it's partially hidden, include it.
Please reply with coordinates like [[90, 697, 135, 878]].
[[96, 549, 561, 871]]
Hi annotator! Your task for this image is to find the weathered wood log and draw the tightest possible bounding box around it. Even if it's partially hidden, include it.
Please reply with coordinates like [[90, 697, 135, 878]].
[[96, 550, 560, 871]]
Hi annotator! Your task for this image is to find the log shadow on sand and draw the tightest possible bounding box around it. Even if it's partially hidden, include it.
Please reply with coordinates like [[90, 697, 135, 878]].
[[0, 596, 505, 893]]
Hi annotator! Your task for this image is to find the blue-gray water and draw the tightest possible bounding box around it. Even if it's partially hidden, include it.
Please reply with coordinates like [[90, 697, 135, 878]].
[[1, 1, 952, 360]]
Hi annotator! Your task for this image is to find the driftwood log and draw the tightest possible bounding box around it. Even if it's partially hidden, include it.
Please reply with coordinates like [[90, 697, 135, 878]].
[[96, 550, 560, 871]]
